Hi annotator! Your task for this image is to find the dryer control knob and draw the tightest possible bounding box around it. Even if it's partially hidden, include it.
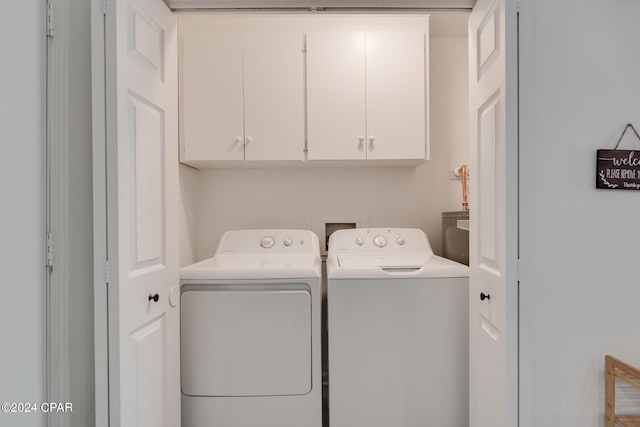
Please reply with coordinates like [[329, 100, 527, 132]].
[[355, 237, 365, 246], [260, 236, 275, 249], [373, 235, 388, 248], [396, 237, 406, 245], [283, 238, 293, 247]]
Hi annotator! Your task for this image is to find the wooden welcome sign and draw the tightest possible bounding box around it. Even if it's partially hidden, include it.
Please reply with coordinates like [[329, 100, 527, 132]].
[[596, 124, 640, 190]]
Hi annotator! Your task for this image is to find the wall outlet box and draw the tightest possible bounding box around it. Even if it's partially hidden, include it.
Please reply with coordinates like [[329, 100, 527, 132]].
[[312, 213, 369, 256]]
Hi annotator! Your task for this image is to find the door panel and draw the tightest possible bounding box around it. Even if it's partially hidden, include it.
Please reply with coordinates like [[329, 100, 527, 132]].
[[478, 92, 500, 275], [127, 1, 165, 80], [477, 5, 500, 80], [127, 93, 164, 270], [129, 317, 167, 427], [474, 315, 502, 427], [102, 0, 180, 426], [469, 0, 518, 427]]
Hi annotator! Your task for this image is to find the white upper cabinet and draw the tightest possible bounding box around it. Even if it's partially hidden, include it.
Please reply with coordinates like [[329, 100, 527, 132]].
[[181, 32, 245, 161], [365, 31, 427, 160], [307, 32, 367, 160], [307, 30, 427, 161], [243, 32, 305, 161], [180, 29, 305, 164], [179, 15, 429, 167]]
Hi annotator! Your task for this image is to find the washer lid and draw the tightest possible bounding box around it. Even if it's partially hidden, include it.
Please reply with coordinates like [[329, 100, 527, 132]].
[[329, 254, 469, 279], [180, 253, 322, 280], [338, 254, 429, 268]]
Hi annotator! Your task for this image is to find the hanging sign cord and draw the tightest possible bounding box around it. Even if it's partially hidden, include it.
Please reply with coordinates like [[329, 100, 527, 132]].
[[613, 123, 640, 150]]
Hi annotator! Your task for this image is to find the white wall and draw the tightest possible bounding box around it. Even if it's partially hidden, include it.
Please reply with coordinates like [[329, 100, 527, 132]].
[[519, 0, 640, 425], [66, 1, 96, 426], [0, 1, 46, 426], [181, 33, 470, 263]]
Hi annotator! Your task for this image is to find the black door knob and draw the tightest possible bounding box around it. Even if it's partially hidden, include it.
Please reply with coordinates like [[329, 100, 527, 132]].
[[148, 293, 159, 302], [480, 292, 490, 301]]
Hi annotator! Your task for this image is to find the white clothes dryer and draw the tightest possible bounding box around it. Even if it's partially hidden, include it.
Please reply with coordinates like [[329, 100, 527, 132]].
[[327, 228, 469, 427], [180, 229, 322, 427]]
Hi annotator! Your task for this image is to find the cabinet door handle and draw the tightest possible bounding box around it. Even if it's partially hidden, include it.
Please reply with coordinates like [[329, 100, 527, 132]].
[[234, 136, 242, 144], [368, 135, 375, 143], [480, 292, 490, 301], [148, 293, 160, 303], [245, 136, 253, 144]]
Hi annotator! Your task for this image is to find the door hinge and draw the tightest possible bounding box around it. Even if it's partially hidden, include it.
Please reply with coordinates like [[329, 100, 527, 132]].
[[104, 260, 110, 284], [516, 258, 521, 281], [46, 232, 54, 268], [46, 0, 55, 38]]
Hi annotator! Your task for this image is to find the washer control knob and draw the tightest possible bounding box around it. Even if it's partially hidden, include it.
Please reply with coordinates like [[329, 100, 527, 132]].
[[355, 237, 365, 246], [373, 235, 388, 248], [396, 236, 406, 246], [260, 236, 275, 249], [283, 238, 293, 247]]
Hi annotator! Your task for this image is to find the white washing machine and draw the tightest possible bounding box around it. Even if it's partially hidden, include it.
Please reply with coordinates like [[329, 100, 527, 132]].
[[327, 228, 469, 427], [180, 229, 322, 427]]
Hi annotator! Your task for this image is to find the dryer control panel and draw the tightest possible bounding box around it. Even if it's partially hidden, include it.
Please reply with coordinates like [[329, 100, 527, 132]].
[[329, 228, 433, 255], [216, 229, 320, 255]]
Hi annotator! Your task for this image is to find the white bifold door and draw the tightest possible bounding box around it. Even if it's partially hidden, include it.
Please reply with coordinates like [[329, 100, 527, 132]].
[[468, 0, 519, 426], [92, 0, 180, 426]]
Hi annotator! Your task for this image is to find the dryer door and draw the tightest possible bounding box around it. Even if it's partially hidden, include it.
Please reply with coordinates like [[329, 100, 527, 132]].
[[181, 288, 312, 397]]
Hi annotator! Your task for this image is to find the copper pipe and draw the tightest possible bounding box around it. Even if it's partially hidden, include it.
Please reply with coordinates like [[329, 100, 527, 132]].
[[460, 164, 468, 211]]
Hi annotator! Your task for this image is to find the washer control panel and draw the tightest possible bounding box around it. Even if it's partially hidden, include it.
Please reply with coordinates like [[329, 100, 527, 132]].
[[217, 229, 319, 255], [329, 228, 433, 255]]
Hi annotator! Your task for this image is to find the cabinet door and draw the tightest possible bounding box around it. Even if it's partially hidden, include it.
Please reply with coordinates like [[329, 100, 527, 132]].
[[243, 32, 305, 161], [307, 32, 366, 160], [366, 32, 427, 160], [181, 32, 244, 161]]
